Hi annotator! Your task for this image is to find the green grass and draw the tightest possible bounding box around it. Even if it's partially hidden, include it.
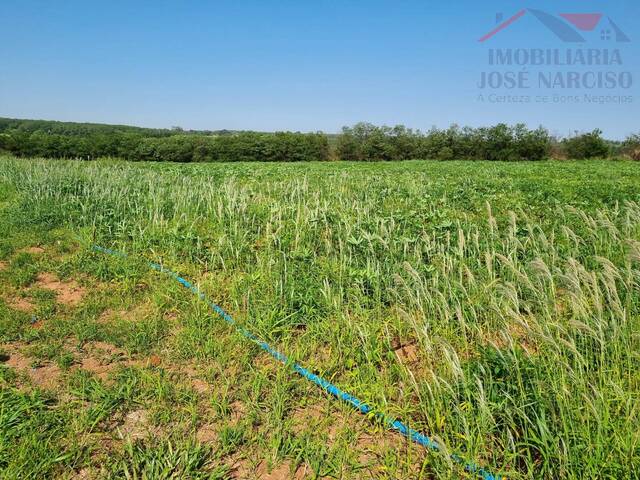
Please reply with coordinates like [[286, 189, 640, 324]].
[[0, 156, 639, 479]]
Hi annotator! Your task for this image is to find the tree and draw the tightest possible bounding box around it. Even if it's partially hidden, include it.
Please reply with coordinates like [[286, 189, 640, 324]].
[[622, 133, 640, 161], [562, 130, 609, 159]]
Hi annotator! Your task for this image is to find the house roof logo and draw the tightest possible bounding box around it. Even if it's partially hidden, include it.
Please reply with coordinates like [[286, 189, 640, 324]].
[[479, 9, 630, 43]]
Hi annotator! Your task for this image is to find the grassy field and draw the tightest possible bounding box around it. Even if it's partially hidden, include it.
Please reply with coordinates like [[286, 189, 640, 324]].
[[0, 156, 639, 479]]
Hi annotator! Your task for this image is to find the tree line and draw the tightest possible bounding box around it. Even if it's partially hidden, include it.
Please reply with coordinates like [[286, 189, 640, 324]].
[[0, 117, 638, 162], [337, 123, 553, 161], [0, 118, 329, 162]]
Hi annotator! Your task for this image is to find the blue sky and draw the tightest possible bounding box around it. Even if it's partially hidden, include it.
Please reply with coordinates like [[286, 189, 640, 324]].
[[1, 0, 638, 138]]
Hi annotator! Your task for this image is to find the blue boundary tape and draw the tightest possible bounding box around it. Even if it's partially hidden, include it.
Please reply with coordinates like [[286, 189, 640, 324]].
[[92, 244, 500, 480]]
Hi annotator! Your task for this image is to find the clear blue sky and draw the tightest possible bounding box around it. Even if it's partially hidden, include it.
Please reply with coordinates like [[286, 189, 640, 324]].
[[1, 0, 638, 138]]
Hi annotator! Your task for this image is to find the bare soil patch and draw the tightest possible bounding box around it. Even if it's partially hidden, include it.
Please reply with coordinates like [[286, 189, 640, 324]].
[[31, 319, 45, 329], [69, 467, 93, 480], [83, 341, 126, 358], [195, 424, 218, 443], [191, 378, 210, 394], [26, 363, 63, 390], [290, 403, 327, 434], [147, 354, 162, 367], [394, 342, 419, 364], [255, 461, 308, 480], [118, 409, 161, 440], [7, 296, 35, 313], [77, 356, 115, 381], [232, 459, 309, 480], [72, 341, 131, 381], [225, 401, 247, 425], [118, 409, 154, 440], [35, 272, 86, 306], [484, 319, 539, 355], [2, 346, 62, 390], [97, 309, 118, 323], [252, 352, 279, 373], [355, 430, 424, 474], [21, 246, 45, 254], [289, 402, 350, 444], [173, 363, 212, 394]]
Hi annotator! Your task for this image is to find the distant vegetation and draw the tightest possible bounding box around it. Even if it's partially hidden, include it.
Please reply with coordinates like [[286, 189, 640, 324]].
[[0, 117, 637, 162], [623, 133, 640, 160], [134, 132, 329, 163], [337, 123, 552, 161], [561, 129, 610, 160], [0, 117, 328, 162]]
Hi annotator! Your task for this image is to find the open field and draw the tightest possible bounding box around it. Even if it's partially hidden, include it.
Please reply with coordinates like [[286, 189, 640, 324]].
[[0, 156, 639, 479]]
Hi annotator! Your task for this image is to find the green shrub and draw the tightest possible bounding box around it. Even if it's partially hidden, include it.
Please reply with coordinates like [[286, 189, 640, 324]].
[[336, 122, 551, 161], [562, 129, 610, 159], [0, 117, 329, 162], [132, 132, 329, 163], [622, 133, 640, 160]]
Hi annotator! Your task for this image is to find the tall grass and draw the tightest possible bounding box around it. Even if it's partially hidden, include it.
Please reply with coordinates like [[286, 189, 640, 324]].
[[1, 156, 639, 478]]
